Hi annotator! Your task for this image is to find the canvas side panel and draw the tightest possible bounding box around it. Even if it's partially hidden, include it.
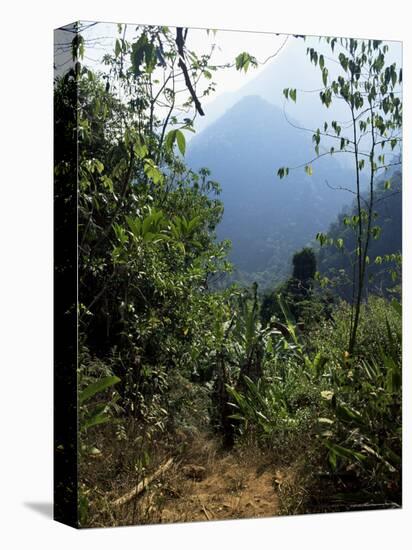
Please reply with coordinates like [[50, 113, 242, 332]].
[[54, 22, 79, 528]]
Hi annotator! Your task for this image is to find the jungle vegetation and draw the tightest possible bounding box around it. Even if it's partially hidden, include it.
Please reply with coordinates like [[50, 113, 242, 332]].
[[54, 23, 402, 526]]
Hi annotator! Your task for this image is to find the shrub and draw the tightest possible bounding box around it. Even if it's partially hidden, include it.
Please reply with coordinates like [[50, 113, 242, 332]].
[[307, 295, 401, 363]]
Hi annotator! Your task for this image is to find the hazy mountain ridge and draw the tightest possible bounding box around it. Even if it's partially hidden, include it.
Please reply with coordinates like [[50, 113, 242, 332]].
[[193, 35, 402, 161], [187, 94, 355, 288]]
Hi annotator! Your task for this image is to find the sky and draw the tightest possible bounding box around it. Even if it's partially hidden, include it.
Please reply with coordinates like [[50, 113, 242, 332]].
[[54, 21, 402, 166], [176, 26, 291, 103], [75, 21, 291, 102]]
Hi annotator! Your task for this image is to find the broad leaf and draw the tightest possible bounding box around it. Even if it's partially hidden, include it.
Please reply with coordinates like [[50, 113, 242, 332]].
[[79, 376, 120, 404]]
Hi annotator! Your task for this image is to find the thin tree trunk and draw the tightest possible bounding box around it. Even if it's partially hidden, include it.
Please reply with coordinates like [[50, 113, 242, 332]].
[[348, 90, 363, 355]]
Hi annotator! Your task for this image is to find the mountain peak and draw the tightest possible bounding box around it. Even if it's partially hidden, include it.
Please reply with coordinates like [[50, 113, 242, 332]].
[[186, 91, 353, 283], [232, 94, 271, 107], [224, 94, 276, 117]]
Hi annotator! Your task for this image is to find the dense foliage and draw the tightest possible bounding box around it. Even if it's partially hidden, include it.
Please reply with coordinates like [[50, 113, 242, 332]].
[[54, 25, 402, 526]]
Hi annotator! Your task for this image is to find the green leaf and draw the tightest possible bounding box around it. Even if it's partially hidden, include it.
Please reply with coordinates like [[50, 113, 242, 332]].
[[304, 164, 313, 176], [83, 413, 112, 430], [235, 52, 257, 73], [372, 226, 381, 240], [328, 448, 337, 469], [134, 137, 148, 159], [289, 89, 297, 102], [165, 129, 177, 153], [339, 53, 348, 72], [323, 440, 366, 463], [144, 159, 163, 184], [79, 376, 120, 404], [335, 404, 364, 426], [94, 159, 104, 174], [322, 67, 328, 87], [391, 66, 397, 87], [175, 130, 186, 156], [277, 167, 289, 179], [319, 54, 325, 70], [115, 39, 122, 57], [130, 33, 148, 76]]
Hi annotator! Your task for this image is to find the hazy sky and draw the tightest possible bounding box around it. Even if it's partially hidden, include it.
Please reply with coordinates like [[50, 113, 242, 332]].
[[79, 21, 291, 102], [77, 21, 401, 125], [79, 22, 401, 96], [178, 27, 291, 103], [56, 20, 401, 165]]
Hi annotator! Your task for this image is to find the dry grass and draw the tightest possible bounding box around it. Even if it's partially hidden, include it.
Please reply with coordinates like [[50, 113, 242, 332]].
[[80, 429, 292, 527], [156, 442, 280, 524]]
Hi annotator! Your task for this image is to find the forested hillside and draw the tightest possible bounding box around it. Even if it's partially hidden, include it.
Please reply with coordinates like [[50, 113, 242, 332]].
[[54, 24, 402, 527], [187, 95, 354, 288], [317, 167, 402, 299]]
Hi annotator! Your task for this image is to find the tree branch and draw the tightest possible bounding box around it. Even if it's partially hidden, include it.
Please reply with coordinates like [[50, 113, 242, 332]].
[[176, 27, 205, 116]]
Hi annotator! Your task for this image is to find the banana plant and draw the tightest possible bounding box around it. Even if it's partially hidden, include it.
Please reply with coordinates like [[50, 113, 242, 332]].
[[233, 284, 276, 383]]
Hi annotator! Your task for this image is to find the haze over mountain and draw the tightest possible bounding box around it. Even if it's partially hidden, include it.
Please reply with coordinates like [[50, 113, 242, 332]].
[[193, 37, 339, 140], [187, 94, 355, 288], [192, 35, 402, 170]]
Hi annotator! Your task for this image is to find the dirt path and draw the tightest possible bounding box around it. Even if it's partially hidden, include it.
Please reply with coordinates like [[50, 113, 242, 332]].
[[158, 450, 280, 523]]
